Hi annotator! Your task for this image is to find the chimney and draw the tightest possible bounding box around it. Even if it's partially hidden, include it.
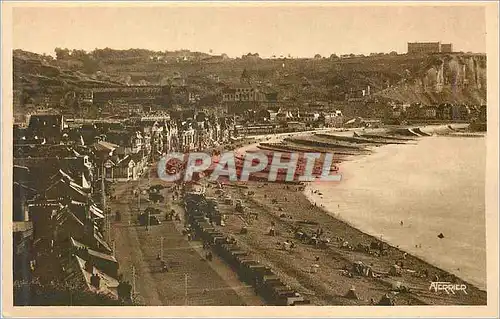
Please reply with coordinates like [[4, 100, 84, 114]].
[[90, 273, 101, 289], [85, 257, 94, 273]]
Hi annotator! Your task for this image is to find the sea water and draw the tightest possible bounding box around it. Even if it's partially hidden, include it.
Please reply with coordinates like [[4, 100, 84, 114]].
[[306, 136, 486, 290]]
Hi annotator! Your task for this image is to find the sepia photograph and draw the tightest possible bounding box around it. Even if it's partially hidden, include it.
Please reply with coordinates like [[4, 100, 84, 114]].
[[2, 1, 499, 318]]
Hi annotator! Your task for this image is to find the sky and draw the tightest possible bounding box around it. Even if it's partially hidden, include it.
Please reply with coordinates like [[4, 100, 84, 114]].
[[12, 4, 486, 58]]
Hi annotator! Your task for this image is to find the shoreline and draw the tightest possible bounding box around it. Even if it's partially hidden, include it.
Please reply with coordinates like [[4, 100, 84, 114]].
[[220, 123, 486, 305], [302, 184, 486, 293], [296, 125, 486, 291], [214, 180, 486, 305]]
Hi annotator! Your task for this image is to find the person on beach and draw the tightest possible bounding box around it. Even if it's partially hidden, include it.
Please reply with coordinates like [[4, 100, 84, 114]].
[[400, 220, 404, 226], [161, 260, 169, 272]]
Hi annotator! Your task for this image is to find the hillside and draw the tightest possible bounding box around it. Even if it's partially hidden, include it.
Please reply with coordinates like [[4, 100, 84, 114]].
[[13, 49, 487, 115], [13, 50, 122, 113]]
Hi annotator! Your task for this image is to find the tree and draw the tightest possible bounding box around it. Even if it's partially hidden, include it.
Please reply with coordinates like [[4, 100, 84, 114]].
[[329, 54, 339, 59], [54, 48, 70, 60], [314, 54, 322, 59], [71, 49, 87, 59]]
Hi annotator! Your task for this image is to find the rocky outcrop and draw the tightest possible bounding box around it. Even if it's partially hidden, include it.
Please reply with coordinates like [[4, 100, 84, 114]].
[[376, 54, 486, 105]]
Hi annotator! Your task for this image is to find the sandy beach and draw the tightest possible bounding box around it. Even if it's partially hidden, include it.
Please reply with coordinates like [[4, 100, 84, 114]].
[[198, 124, 487, 305], [203, 180, 486, 305]]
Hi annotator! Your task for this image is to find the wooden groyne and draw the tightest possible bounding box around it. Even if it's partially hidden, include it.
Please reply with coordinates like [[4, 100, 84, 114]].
[[257, 143, 358, 157], [284, 137, 369, 152], [315, 133, 404, 145]]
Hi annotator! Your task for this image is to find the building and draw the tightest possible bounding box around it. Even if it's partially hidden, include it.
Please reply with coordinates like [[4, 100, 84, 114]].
[[345, 86, 371, 102], [451, 104, 470, 121], [437, 104, 452, 120], [234, 124, 276, 136], [299, 112, 320, 123], [87, 85, 171, 106], [28, 114, 64, 132], [407, 42, 453, 54], [257, 108, 280, 122], [104, 130, 144, 155], [188, 92, 200, 103], [441, 43, 453, 53], [323, 110, 344, 128], [78, 91, 94, 105], [222, 85, 267, 103], [276, 111, 294, 123], [421, 106, 438, 119]]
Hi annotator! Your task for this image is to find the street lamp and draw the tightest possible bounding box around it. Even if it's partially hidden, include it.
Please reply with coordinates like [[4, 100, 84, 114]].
[[160, 236, 164, 260]]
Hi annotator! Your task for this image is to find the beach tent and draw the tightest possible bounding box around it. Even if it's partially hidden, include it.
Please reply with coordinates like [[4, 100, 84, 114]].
[[352, 261, 374, 277], [344, 287, 359, 300], [389, 264, 402, 276], [377, 294, 395, 306]]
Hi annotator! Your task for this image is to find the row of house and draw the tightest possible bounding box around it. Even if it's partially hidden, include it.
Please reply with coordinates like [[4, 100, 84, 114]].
[[234, 108, 344, 136], [388, 103, 487, 122], [13, 147, 124, 304], [12, 110, 236, 305], [254, 108, 344, 127]]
